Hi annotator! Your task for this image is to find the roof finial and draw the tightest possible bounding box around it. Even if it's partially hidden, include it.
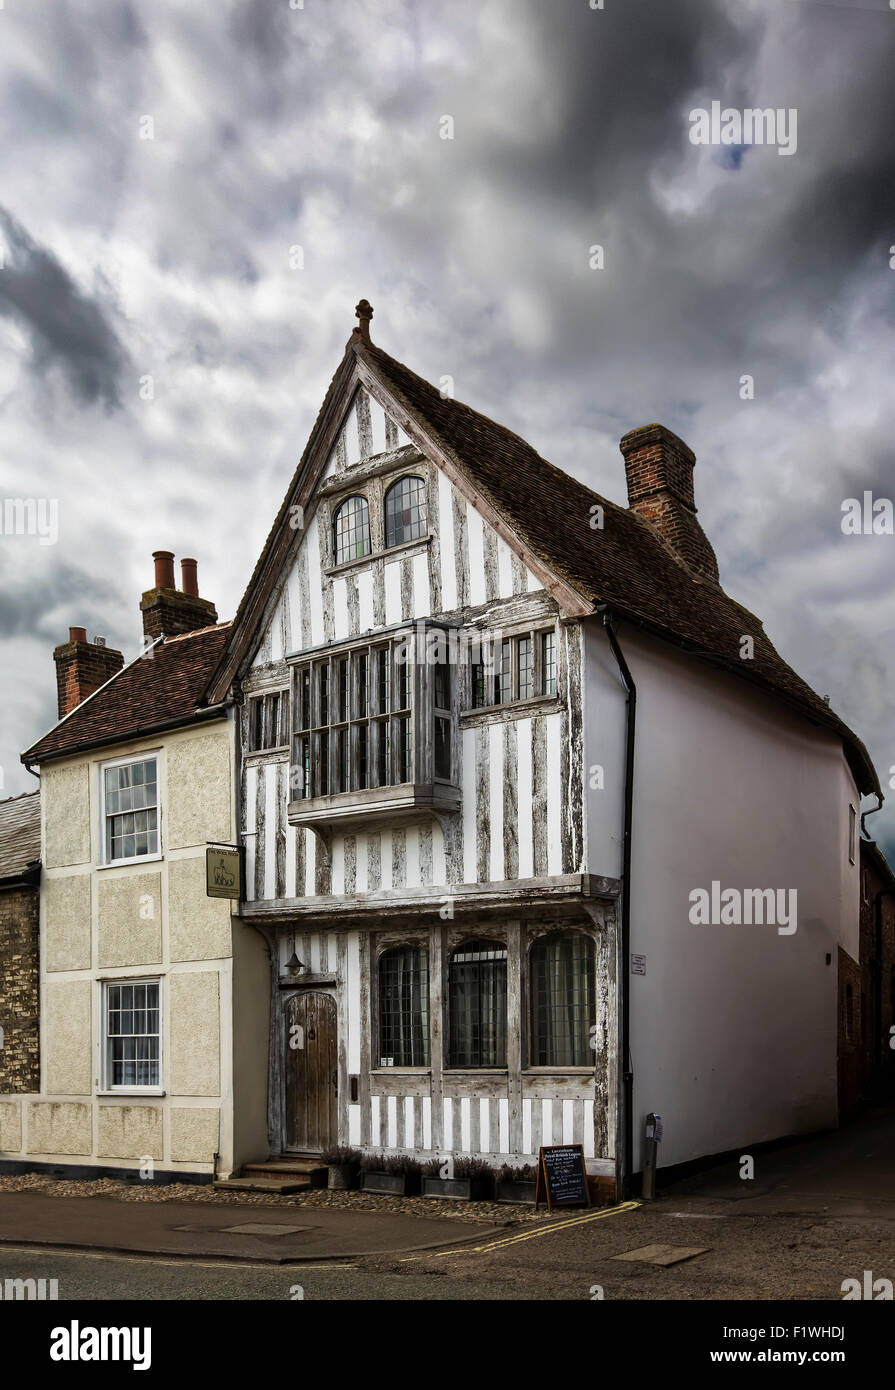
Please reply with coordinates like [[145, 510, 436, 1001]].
[[354, 299, 373, 343]]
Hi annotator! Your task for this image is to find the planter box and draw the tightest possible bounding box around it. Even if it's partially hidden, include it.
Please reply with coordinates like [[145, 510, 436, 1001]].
[[496, 1179, 536, 1205], [421, 1175, 493, 1202], [327, 1164, 357, 1191], [360, 1170, 419, 1196]]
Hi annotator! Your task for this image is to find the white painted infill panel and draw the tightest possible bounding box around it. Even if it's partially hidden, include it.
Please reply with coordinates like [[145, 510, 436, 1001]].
[[380, 830, 393, 891], [438, 470, 457, 611], [412, 551, 430, 618], [331, 836, 345, 896], [332, 576, 349, 641], [369, 394, 388, 456], [516, 717, 534, 878], [405, 827, 420, 888], [466, 505, 486, 607], [489, 723, 505, 883], [348, 1105, 361, 1144], [542, 1098, 552, 1148], [305, 829, 316, 897], [443, 1097, 453, 1150], [287, 558, 302, 653], [496, 537, 514, 598], [526, 566, 541, 592], [384, 561, 402, 626], [264, 764, 277, 901], [322, 442, 339, 480], [461, 727, 477, 884], [522, 1098, 533, 1154], [306, 522, 324, 646], [479, 1098, 489, 1154], [347, 932, 361, 1073], [310, 933, 322, 974], [546, 713, 563, 875], [344, 401, 361, 466], [583, 1103, 595, 1157], [244, 766, 258, 902], [355, 834, 369, 893], [498, 1098, 509, 1155], [563, 1098, 575, 1144], [285, 809, 296, 898], [387, 1095, 398, 1148], [460, 1097, 471, 1153], [422, 1097, 432, 1150], [357, 569, 374, 633], [404, 1097, 414, 1149], [270, 596, 284, 662], [371, 1095, 381, 1147], [432, 823, 446, 886]]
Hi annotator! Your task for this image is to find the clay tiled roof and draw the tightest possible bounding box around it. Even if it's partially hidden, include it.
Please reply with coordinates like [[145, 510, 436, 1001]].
[[22, 623, 231, 766], [212, 328, 878, 795], [361, 341, 879, 795], [0, 792, 40, 882]]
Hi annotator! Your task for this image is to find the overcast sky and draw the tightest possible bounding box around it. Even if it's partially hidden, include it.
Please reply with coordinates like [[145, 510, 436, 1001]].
[[0, 0, 893, 856]]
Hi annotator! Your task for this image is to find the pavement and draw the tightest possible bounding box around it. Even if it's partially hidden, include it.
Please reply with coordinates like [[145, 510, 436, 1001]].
[[0, 1192, 505, 1263], [659, 1103, 895, 1220]]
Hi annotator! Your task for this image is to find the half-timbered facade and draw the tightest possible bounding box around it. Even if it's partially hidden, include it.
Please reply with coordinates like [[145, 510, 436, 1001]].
[[209, 301, 881, 1189]]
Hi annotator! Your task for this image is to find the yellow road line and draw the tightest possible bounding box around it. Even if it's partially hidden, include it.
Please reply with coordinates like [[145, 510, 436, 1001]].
[[431, 1200, 642, 1257]]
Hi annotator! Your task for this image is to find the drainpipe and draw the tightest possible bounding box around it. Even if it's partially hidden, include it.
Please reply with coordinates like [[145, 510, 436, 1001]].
[[597, 607, 635, 1198]]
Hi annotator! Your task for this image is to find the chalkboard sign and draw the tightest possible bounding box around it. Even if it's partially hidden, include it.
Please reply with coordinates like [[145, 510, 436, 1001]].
[[535, 1144, 591, 1212]]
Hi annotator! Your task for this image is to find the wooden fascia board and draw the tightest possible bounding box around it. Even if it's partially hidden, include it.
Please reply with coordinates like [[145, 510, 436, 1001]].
[[206, 350, 363, 702], [355, 356, 594, 620]]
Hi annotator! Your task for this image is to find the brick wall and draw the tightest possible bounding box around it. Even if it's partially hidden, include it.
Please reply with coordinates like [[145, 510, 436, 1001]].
[[0, 884, 40, 1093]]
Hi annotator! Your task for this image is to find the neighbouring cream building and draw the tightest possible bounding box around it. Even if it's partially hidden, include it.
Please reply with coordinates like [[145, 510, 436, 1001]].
[[0, 565, 269, 1180]]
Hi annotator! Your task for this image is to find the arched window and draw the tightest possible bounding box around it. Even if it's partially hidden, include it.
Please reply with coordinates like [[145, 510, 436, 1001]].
[[448, 940, 507, 1068], [530, 932, 595, 1066], [333, 495, 371, 565], [384, 475, 427, 548], [378, 945, 429, 1067]]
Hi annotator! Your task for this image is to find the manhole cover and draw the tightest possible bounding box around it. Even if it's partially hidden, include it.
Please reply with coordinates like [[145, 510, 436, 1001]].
[[221, 1223, 311, 1237], [612, 1243, 709, 1266]]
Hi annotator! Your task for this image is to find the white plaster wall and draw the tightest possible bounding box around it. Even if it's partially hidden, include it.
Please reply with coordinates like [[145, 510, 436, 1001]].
[[619, 627, 861, 1170]]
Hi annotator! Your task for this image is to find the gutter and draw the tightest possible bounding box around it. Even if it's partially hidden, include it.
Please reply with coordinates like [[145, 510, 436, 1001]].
[[597, 606, 636, 1198], [21, 702, 232, 772]]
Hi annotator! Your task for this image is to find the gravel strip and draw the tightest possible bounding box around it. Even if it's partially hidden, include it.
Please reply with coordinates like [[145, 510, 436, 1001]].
[[0, 1172, 555, 1224]]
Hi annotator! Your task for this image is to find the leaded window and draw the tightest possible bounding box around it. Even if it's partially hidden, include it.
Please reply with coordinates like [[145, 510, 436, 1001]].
[[469, 627, 558, 710], [378, 945, 430, 1066], [448, 940, 507, 1068], [249, 690, 289, 751], [530, 932, 595, 1066], [333, 494, 371, 564], [384, 475, 427, 548]]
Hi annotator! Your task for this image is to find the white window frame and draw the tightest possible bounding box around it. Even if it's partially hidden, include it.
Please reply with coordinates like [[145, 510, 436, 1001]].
[[98, 751, 163, 868], [100, 976, 164, 1095]]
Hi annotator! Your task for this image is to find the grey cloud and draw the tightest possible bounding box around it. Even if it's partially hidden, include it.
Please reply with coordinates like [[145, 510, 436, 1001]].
[[0, 209, 129, 408]]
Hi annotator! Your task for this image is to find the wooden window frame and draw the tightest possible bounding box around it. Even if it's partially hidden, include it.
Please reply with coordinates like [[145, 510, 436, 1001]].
[[468, 624, 559, 712]]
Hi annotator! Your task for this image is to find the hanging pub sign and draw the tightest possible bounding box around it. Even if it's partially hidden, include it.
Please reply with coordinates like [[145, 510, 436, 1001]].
[[534, 1144, 591, 1212], [205, 845, 243, 900]]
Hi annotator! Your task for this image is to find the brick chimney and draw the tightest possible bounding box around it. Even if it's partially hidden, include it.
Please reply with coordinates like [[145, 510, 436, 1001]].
[[140, 551, 217, 641], [54, 626, 125, 719], [619, 424, 719, 583]]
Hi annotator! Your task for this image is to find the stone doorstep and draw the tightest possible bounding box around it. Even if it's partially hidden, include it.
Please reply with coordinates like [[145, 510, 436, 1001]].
[[213, 1177, 311, 1195]]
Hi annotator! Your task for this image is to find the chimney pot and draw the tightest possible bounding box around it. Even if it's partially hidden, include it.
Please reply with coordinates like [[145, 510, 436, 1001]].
[[153, 550, 176, 590], [180, 557, 199, 597], [69, 626, 87, 645]]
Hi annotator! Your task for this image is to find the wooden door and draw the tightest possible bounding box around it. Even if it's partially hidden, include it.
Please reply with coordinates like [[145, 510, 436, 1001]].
[[284, 992, 338, 1152]]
